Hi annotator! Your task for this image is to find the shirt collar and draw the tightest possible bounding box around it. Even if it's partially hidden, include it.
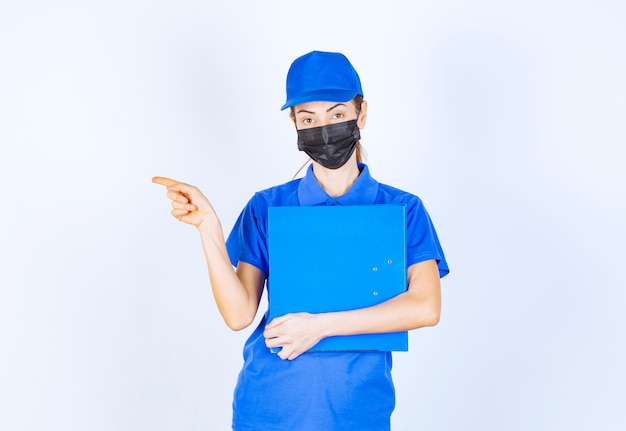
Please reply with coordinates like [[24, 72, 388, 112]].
[[297, 163, 379, 206]]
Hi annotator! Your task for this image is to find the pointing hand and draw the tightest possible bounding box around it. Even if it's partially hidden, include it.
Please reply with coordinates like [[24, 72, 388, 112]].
[[152, 176, 217, 229]]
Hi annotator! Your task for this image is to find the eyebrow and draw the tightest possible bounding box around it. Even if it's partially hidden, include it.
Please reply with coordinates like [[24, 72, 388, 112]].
[[296, 103, 347, 115], [326, 103, 346, 112]]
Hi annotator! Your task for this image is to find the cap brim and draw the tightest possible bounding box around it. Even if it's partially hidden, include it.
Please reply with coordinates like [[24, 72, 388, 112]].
[[281, 89, 361, 110]]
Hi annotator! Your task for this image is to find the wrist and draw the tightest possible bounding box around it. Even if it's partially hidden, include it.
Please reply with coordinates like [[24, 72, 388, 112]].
[[316, 312, 337, 339], [197, 214, 223, 240]]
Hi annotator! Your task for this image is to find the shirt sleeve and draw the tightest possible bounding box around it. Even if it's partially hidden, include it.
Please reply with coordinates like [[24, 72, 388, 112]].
[[225, 193, 270, 277], [405, 197, 449, 278]]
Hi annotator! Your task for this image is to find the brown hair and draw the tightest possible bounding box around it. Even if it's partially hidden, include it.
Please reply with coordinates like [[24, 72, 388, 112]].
[[290, 95, 366, 164]]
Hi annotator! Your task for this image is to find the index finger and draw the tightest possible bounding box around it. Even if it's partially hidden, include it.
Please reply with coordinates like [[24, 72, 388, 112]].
[[265, 314, 289, 329], [152, 176, 199, 195], [152, 176, 181, 188]]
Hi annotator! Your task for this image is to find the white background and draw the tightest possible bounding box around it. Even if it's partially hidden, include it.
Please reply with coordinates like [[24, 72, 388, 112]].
[[1, 1, 625, 430]]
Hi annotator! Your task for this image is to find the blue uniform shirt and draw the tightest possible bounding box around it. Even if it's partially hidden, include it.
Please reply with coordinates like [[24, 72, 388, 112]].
[[226, 163, 448, 431]]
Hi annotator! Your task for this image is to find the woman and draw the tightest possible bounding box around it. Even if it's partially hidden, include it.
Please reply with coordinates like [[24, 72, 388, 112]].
[[153, 51, 449, 431]]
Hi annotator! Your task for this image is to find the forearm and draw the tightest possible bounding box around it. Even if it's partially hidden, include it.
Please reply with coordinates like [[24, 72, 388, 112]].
[[198, 218, 261, 331], [317, 259, 441, 338], [317, 289, 440, 338]]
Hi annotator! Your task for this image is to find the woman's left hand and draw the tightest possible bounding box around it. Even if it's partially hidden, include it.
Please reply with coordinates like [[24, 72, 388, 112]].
[[264, 313, 326, 360]]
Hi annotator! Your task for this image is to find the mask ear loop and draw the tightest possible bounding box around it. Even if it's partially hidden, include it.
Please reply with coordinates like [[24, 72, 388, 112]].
[[292, 157, 311, 180]]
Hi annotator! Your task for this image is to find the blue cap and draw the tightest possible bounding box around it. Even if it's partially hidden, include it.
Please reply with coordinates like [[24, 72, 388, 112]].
[[281, 51, 363, 110]]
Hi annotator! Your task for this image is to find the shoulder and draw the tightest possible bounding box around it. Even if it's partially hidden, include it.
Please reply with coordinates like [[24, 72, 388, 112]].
[[375, 181, 424, 208]]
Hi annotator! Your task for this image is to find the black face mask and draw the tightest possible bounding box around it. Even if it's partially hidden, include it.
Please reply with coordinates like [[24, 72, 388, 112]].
[[297, 120, 361, 169]]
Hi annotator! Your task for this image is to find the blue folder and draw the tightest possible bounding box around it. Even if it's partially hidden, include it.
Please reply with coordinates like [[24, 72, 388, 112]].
[[268, 205, 408, 352]]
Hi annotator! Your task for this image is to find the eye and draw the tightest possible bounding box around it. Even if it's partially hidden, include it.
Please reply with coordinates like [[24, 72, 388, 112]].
[[302, 118, 313, 125], [332, 112, 345, 119]]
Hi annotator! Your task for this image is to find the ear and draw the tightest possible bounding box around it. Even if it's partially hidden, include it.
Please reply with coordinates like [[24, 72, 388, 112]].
[[357, 99, 368, 130]]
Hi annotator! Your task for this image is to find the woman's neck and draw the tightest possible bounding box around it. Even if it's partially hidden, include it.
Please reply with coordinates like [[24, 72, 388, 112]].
[[312, 156, 361, 198]]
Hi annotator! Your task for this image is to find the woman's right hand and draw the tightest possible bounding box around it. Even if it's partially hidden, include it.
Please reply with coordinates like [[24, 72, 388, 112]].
[[153, 176, 263, 330], [152, 176, 217, 229]]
